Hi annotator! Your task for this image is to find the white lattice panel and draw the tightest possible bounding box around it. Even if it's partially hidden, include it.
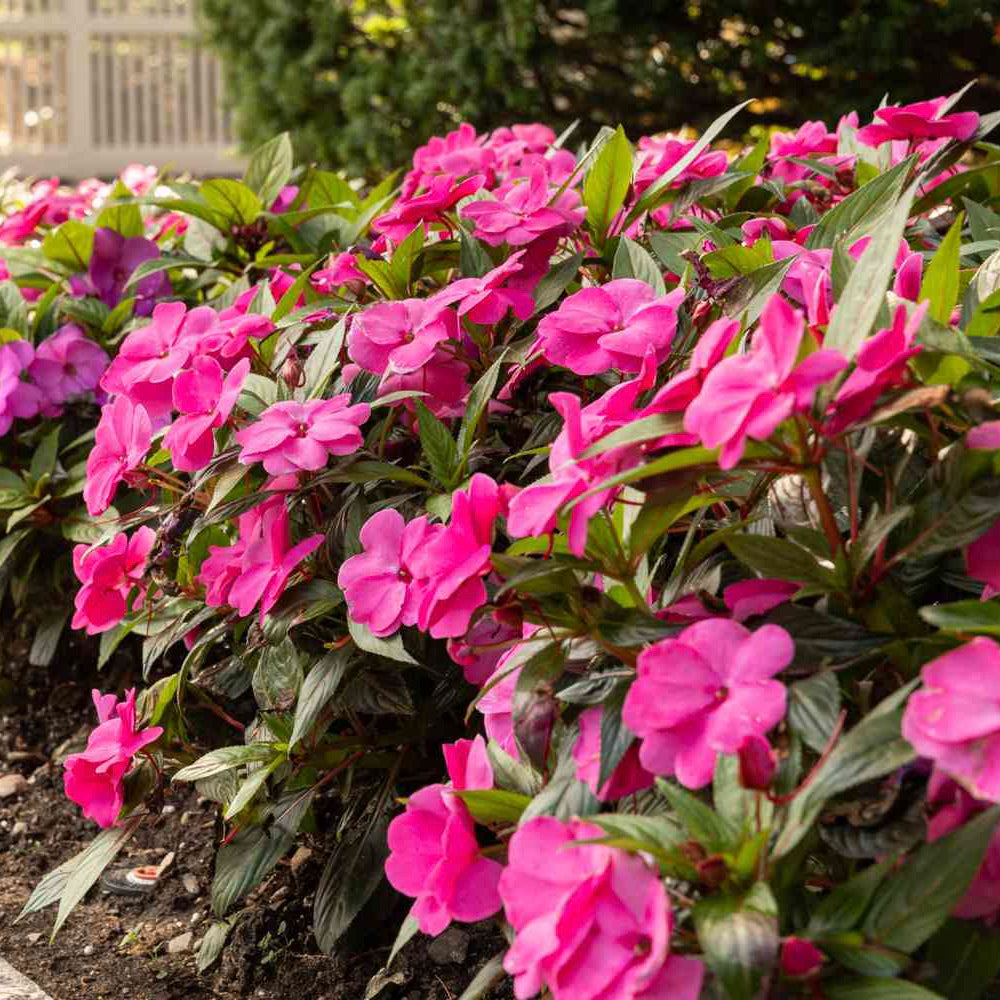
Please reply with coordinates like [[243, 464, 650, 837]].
[[0, 0, 242, 177]]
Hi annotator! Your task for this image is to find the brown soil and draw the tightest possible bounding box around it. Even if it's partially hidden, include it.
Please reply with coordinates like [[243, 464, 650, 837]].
[[0, 633, 512, 1000]]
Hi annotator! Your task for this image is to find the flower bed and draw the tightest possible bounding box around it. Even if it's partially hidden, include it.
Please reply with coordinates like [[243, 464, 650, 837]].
[[3, 91, 1000, 999]]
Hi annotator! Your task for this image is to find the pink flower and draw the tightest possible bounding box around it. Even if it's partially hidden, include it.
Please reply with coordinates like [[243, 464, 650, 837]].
[[659, 578, 798, 624], [374, 173, 485, 243], [311, 253, 368, 294], [499, 817, 704, 1000], [968, 422, 1000, 451], [477, 639, 532, 757], [635, 135, 729, 194], [780, 938, 825, 978], [83, 395, 152, 516], [404, 124, 495, 196], [385, 736, 502, 935], [684, 294, 847, 468], [828, 303, 924, 432], [432, 251, 535, 325], [573, 707, 653, 801], [857, 97, 979, 147], [163, 356, 249, 472], [337, 508, 440, 637], [63, 688, 162, 828], [893, 251, 924, 301], [623, 618, 792, 789], [28, 324, 109, 404], [407, 475, 503, 638], [926, 768, 1000, 922], [903, 638, 1000, 803], [767, 120, 840, 184], [507, 360, 655, 556], [234, 395, 370, 475], [348, 299, 458, 376], [462, 163, 583, 247], [447, 613, 521, 686], [0, 340, 42, 434], [378, 348, 470, 420], [71, 527, 156, 634], [535, 280, 684, 376]]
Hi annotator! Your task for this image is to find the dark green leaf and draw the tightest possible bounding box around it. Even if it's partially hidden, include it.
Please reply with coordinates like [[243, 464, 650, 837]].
[[657, 778, 739, 852], [612, 236, 666, 295], [920, 599, 1000, 635], [726, 534, 834, 588], [416, 400, 460, 487], [787, 672, 842, 753], [290, 651, 350, 748], [926, 919, 1000, 1000], [825, 977, 946, 1000], [244, 132, 294, 207], [807, 859, 893, 938]]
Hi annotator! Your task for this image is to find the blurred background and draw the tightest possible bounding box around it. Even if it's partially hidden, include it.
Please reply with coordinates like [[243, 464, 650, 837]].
[[1, 0, 999, 178]]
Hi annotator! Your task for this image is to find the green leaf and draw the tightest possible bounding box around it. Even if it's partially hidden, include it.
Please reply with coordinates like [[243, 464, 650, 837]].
[[303, 315, 348, 399], [533, 251, 584, 313], [583, 125, 633, 247], [252, 637, 303, 711], [657, 778, 739, 852], [648, 231, 702, 276], [825, 978, 946, 1000], [920, 599, 1000, 635], [290, 651, 350, 748], [863, 806, 1000, 953], [201, 178, 263, 226], [0, 528, 30, 570], [586, 812, 686, 858], [455, 788, 530, 824], [224, 757, 283, 820], [96, 199, 144, 239], [926, 919, 1000, 1000], [457, 352, 506, 460], [29, 426, 60, 484], [271, 260, 319, 323], [713, 753, 773, 834], [347, 617, 418, 665], [123, 255, 208, 292], [787, 672, 842, 753], [521, 735, 599, 823], [457, 953, 507, 1000], [920, 212, 964, 324], [726, 534, 834, 588], [29, 609, 69, 667], [773, 684, 917, 858], [173, 745, 278, 783], [598, 685, 633, 791], [612, 237, 666, 295], [389, 221, 425, 293], [459, 230, 493, 278], [196, 919, 233, 973], [416, 400, 460, 487], [42, 220, 95, 269], [807, 859, 893, 938], [822, 180, 918, 363], [313, 811, 389, 953], [244, 131, 294, 207]]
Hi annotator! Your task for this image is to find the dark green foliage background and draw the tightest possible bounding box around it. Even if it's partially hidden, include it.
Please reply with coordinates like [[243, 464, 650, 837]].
[[199, 0, 1000, 176]]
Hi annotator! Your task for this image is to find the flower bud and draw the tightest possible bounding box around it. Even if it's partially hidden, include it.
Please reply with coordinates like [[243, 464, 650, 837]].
[[739, 734, 777, 791], [780, 937, 824, 978]]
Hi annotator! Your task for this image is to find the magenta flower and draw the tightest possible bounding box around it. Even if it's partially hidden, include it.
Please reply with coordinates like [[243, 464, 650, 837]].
[[968, 519, 1000, 601], [461, 163, 583, 247], [404, 123, 495, 196], [766, 120, 840, 184], [0, 340, 43, 434], [338, 508, 441, 637], [857, 97, 979, 147], [635, 135, 729, 194], [63, 688, 163, 828], [477, 647, 526, 758], [88, 227, 169, 315], [385, 736, 503, 935], [83, 395, 152, 516], [893, 251, 924, 301], [968, 422, 1000, 452], [234, 395, 370, 475], [499, 817, 704, 1000], [163, 356, 249, 472], [926, 768, 1000, 922], [684, 294, 847, 468], [535, 280, 684, 375], [659, 578, 798, 624], [447, 612, 521, 686], [573, 707, 653, 802], [903, 638, 1000, 803], [28, 324, 109, 405], [780, 938, 825, 979], [373, 173, 485, 243], [348, 299, 458, 376], [432, 251, 535, 325], [378, 348, 470, 420], [193, 309, 274, 367], [623, 618, 793, 789], [311, 253, 368, 295], [408, 474, 504, 638], [71, 527, 156, 635]]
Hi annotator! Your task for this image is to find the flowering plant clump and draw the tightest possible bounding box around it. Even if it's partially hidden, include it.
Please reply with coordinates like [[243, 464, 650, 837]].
[[8, 90, 1000, 997]]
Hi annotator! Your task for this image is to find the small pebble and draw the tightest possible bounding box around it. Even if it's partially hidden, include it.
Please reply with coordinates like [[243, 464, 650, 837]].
[[427, 927, 470, 965], [181, 873, 200, 895], [83, 944, 95, 957], [11, 820, 28, 838], [166, 931, 193, 954], [0, 773, 29, 799], [26, 932, 42, 945], [190, 911, 203, 927], [161, 805, 176, 816]]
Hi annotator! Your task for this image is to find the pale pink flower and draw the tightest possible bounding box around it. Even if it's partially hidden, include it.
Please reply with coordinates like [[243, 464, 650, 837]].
[[234, 396, 370, 475], [903, 638, 1000, 803], [63, 688, 162, 828], [385, 736, 502, 935], [348, 299, 458, 376], [684, 294, 847, 469], [83, 395, 152, 516], [71, 527, 156, 634], [163, 356, 249, 472], [535, 280, 684, 375], [623, 618, 792, 789], [432, 250, 535, 325], [499, 816, 704, 1000], [857, 97, 979, 147], [573, 707, 653, 801], [338, 508, 441, 637], [28, 324, 109, 404]]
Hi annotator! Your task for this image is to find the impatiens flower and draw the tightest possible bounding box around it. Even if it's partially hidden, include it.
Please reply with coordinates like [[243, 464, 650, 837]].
[[71, 527, 156, 634], [659, 578, 799, 624], [407, 474, 504, 638], [432, 251, 535, 325], [766, 120, 840, 184], [28, 324, 109, 404], [163, 356, 249, 471], [969, 422, 1000, 451], [447, 612, 521, 686], [462, 163, 583, 247], [903, 638, 1000, 802], [857, 97, 979, 147], [311, 252, 368, 295], [378, 348, 471, 420], [348, 299, 458, 376], [926, 768, 1000, 922], [499, 817, 704, 1000], [780, 938, 825, 978], [373, 173, 485, 243], [234, 395, 370, 475], [534, 280, 684, 375], [635, 134, 729, 193], [0, 340, 43, 434], [88, 227, 168, 315], [63, 688, 162, 828], [338, 508, 440, 637], [385, 736, 503, 935], [684, 294, 847, 468], [623, 618, 793, 789], [573, 707, 653, 801], [738, 733, 778, 790], [967, 519, 1000, 597], [83, 395, 152, 516], [404, 123, 495, 196], [828, 303, 925, 432]]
